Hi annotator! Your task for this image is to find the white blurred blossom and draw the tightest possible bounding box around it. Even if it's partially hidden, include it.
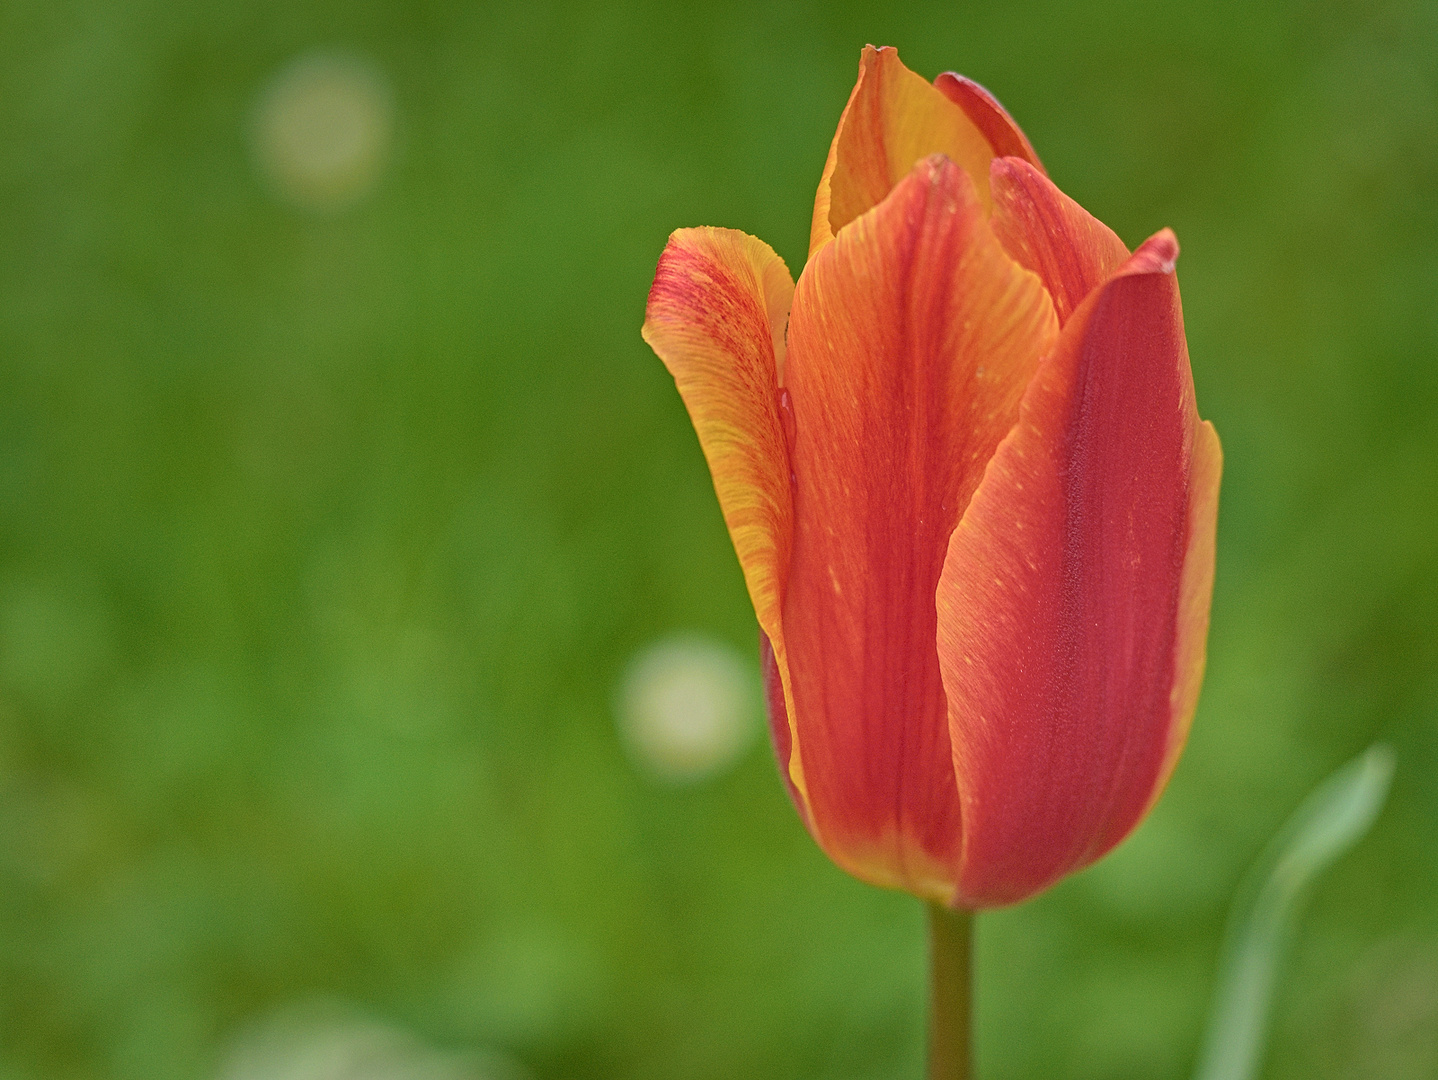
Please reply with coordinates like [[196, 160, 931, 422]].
[[252, 51, 394, 212], [616, 634, 758, 783], [217, 1002, 527, 1080]]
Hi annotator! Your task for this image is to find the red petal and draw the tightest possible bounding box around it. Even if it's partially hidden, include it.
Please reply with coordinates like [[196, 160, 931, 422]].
[[810, 46, 997, 259], [642, 228, 811, 807], [783, 156, 1059, 899], [933, 73, 1044, 173], [935, 229, 1220, 907], [990, 156, 1130, 324]]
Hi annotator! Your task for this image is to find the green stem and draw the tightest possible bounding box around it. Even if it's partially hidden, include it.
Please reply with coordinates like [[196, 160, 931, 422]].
[[927, 902, 974, 1080]]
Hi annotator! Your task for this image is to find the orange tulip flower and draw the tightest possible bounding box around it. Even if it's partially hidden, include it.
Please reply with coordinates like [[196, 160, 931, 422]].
[[643, 46, 1221, 909]]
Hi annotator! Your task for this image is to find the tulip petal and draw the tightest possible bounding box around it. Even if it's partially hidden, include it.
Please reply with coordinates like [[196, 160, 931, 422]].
[[1159, 416, 1222, 797], [784, 155, 1059, 899], [810, 46, 997, 258], [933, 73, 1045, 173], [761, 628, 813, 829], [990, 156, 1130, 324], [642, 227, 810, 802], [936, 229, 1220, 907]]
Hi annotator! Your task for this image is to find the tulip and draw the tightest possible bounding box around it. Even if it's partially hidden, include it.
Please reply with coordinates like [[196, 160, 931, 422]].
[[642, 45, 1220, 911]]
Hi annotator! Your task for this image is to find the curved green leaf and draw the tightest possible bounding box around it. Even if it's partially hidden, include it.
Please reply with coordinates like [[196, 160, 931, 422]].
[[1194, 743, 1395, 1080]]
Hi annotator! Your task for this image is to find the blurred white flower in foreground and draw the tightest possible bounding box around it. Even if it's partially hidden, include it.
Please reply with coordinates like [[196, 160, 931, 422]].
[[616, 634, 758, 783], [252, 51, 394, 212], [218, 1001, 527, 1080]]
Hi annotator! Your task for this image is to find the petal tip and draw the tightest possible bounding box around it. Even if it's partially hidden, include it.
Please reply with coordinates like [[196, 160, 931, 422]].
[[988, 153, 1040, 184], [858, 44, 897, 71], [934, 72, 1045, 172], [1127, 228, 1180, 275]]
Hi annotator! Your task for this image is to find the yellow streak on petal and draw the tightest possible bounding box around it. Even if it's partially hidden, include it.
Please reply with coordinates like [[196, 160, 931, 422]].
[[1154, 418, 1222, 802], [820, 831, 959, 905]]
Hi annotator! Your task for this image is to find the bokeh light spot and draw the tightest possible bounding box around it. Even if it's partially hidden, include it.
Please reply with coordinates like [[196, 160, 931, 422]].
[[218, 1001, 529, 1080], [616, 635, 758, 783], [251, 50, 394, 213]]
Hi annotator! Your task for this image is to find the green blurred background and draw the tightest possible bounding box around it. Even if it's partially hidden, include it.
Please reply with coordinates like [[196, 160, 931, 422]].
[[2, 0, 1436, 1078]]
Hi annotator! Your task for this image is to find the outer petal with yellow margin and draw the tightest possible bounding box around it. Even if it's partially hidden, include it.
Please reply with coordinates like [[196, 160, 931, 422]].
[[642, 227, 810, 811], [935, 230, 1222, 908]]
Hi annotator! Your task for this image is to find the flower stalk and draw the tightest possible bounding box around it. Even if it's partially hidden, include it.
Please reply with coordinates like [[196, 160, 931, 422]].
[[927, 903, 973, 1080]]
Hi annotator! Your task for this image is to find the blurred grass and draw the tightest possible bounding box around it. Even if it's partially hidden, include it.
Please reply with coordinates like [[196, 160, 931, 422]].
[[1, 1, 1436, 1079]]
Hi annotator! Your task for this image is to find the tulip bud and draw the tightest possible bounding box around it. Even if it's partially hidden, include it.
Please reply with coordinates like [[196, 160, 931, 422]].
[[643, 45, 1220, 909]]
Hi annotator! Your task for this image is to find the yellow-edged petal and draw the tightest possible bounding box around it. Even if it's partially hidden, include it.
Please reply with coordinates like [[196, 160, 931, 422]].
[[641, 226, 808, 802], [1153, 416, 1222, 803]]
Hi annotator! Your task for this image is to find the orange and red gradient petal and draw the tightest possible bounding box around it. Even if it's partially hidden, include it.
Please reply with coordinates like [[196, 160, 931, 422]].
[[935, 230, 1220, 908], [810, 46, 996, 259], [933, 73, 1044, 174], [641, 227, 810, 802], [783, 156, 1059, 899], [990, 156, 1130, 324]]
